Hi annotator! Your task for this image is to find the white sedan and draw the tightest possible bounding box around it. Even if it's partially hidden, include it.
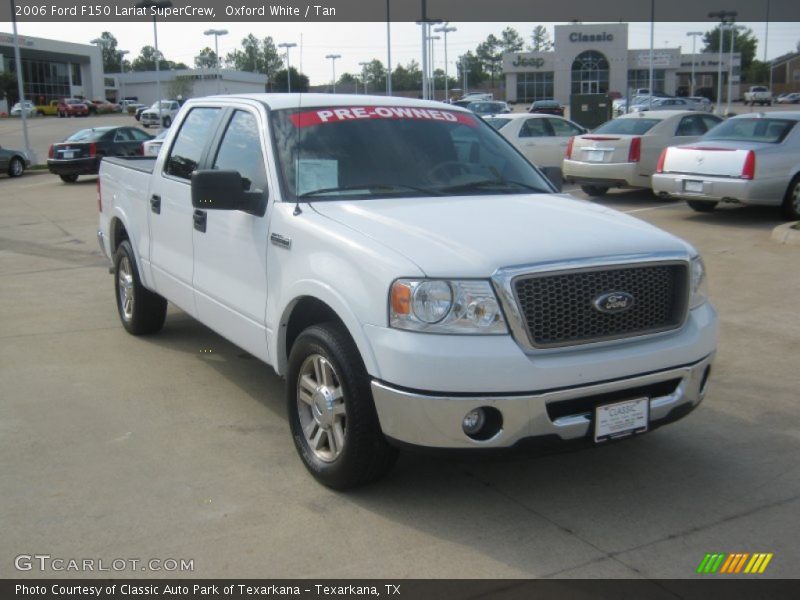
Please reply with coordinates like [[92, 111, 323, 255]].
[[652, 111, 800, 220], [563, 110, 723, 196], [10, 101, 37, 117], [484, 113, 587, 173]]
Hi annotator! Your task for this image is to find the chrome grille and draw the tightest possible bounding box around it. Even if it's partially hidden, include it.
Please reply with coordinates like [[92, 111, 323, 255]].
[[513, 263, 688, 348]]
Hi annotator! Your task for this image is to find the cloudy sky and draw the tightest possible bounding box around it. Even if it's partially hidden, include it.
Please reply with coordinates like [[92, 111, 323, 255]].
[[3, 21, 798, 84]]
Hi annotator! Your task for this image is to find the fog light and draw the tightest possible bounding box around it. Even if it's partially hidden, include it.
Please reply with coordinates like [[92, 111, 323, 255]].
[[462, 408, 486, 435]]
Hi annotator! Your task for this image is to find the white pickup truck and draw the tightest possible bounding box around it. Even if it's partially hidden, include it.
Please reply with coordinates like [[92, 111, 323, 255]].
[[743, 86, 772, 107], [97, 94, 717, 489]]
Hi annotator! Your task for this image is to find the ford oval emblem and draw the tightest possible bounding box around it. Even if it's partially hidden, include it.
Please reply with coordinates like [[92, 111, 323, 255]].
[[593, 291, 635, 314]]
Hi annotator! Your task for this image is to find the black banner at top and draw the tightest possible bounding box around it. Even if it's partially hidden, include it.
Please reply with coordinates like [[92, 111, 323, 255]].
[[1, 0, 799, 23]]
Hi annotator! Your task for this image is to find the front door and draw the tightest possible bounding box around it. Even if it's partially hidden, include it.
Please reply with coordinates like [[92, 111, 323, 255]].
[[581, 81, 599, 94], [192, 108, 271, 362]]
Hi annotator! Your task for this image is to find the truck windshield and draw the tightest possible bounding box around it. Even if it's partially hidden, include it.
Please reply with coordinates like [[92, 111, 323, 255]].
[[702, 118, 796, 143], [270, 105, 552, 201]]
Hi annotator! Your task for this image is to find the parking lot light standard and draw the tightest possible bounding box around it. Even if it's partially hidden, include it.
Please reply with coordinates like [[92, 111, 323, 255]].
[[726, 24, 745, 114], [135, 0, 173, 132], [10, 0, 35, 164], [278, 43, 297, 93], [434, 24, 456, 101], [686, 32, 703, 97], [708, 10, 738, 114], [325, 54, 341, 94], [358, 61, 369, 94], [204, 29, 228, 94]]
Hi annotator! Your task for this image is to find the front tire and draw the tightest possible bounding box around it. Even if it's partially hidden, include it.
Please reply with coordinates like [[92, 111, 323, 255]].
[[163, 116, 172, 128], [581, 185, 609, 197], [781, 175, 800, 221], [287, 322, 398, 489], [687, 200, 718, 213], [113, 240, 167, 335], [8, 157, 25, 178]]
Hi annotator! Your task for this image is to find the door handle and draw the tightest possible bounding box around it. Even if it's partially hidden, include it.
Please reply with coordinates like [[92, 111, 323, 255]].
[[193, 209, 207, 233], [150, 195, 161, 214]]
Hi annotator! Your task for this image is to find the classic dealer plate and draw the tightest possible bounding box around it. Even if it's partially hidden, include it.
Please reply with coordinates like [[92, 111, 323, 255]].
[[684, 180, 703, 193], [584, 150, 605, 162], [594, 397, 649, 443]]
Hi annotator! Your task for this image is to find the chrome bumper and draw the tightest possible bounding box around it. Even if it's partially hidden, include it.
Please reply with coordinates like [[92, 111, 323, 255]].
[[371, 353, 714, 449]]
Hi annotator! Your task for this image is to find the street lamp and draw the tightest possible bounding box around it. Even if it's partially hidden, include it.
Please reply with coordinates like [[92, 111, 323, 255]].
[[726, 23, 745, 114], [708, 10, 737, 114], [358, 61, 370, 94], [118, 50, 129, 103], [325, 54, 341, 93], [278, 42, 297, 93], [204, 29, 228, 94], [136, 0, 173, 132], [428, 35, 440, 100], [434, 24, 456, 101], [686, 32, 703, 96], [9, 0, 35, 164]]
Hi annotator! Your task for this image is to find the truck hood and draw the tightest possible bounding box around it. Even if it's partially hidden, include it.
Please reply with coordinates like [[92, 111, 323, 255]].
[[310, 194, 691, 277]]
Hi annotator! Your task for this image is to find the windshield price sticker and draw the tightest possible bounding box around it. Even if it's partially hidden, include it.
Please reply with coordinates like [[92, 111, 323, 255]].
[[290, 106, 478, 128]]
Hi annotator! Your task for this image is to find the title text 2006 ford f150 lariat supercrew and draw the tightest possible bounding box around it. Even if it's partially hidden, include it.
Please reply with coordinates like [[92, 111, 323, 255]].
[[98, 94, 717, 489]]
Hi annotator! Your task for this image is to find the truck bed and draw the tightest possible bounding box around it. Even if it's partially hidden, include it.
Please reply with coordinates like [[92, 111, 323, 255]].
[[102, 156, 157, 174]]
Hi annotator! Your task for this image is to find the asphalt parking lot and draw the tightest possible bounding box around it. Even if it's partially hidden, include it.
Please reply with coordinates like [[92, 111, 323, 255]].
[[1, 136, 799, 580]]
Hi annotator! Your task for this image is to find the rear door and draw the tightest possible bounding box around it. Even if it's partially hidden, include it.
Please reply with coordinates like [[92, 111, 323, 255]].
[[191, 107, 272, 362], [516, 117, 560, 167], [148, 106, 223, 316]]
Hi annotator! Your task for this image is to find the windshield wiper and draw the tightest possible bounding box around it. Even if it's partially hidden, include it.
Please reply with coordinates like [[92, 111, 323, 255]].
[[437, 179, 547, 195], [298, 183, 444, 199]]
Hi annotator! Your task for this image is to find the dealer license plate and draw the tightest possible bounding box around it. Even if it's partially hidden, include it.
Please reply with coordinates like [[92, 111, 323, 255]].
[[684, 180, 703, 193], [584, 150, 605, 162], [594, 397, 649, 443], [62, 151, 75, 159]]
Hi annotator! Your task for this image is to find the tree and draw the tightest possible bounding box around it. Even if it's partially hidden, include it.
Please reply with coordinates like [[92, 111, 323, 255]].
[[273, 67, 309, 92], [130, 46, 185, 71], [0, 71, 19, 106], [391, 60, 422, 92], [702, 25, 758, 72], [500, 27, 525, 53], [225, 35, 283, 88], [167, 75, 194, 100], [195, 47, 218, 69], [744, 59, 769, 84], [476, 34, 503, 90], [529, 25, 553, 52], [96, 32, 126, 72]]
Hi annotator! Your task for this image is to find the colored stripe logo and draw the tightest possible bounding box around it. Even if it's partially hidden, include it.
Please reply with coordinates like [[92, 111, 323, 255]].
[[697, 553, 773, 574]]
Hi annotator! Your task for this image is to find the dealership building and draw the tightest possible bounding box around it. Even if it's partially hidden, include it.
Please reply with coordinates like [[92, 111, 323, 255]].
[[503, 23, 741, 104], [0, 33, 105, 110]]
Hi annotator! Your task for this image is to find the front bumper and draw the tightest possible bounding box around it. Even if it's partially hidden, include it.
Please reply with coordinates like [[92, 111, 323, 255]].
[[47, 158, 99, 176], [651, 173, 777, 206], [563, 160, 647, 189], [372, 353, 714, 449]]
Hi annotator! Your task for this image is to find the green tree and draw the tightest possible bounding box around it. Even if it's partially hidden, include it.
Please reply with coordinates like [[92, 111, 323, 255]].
[[194, 47, 218, 69], [167, 75, 194, 100], [225, 35, 284, 88], [529, 25, 553, 52], [273, 67, 309, 92], [500, 27, 525, 53], [131, 46, 185, 71], [96, 31, 127, 72], [702, 25, 758, 72], [391, 60, 422, 92]]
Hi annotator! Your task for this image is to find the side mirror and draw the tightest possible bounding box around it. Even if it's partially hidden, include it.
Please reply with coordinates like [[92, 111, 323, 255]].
[[540, 166, 563, 192], [191, 170, 267, 216]]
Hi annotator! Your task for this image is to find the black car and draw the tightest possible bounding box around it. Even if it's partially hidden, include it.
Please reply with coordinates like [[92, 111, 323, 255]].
[[528, 100, 564, 116], [47, 126, 153, 183]]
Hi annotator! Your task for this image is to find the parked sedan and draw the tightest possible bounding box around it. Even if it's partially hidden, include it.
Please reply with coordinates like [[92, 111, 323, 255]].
[[47, 126, 153, 183], [631, 97, 699, 113], [484, 113, 586, 173], [563, 110, 723, 195], [652, 111, 800, 220], [141, 130, 167, 156], [0, 144, 30, 178], [467, 101, 512, 115], [528, 100, 564, 116], [776, 93, 800, 105], [10, 101, 37, 117]]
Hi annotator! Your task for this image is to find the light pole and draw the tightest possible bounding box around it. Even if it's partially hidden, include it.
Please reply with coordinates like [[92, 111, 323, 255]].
[[136, 0, 173, 132], [204, 29, 228, 94], [434, 24, 456, 101], [386, 0, 392, 95], [118, 50, 129, 103], [90, 37, 109, 100], [428, 35, 440, 100], [686, 32, 703, 96], [709, 10, 737, 114], [765, 0, 772, 95], [726, 24, 744, 114], [278, 42, 297, 93], [648, 0, 654, 110], [10, 0, 35, 164], [358, 61, 369, 94], [325, 54, 341, 93]]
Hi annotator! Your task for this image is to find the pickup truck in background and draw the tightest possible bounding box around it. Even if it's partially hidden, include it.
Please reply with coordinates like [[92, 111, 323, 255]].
[[140, 100, 180, 128], [98, 94, 717, 489], [743, 86, 773, 106]]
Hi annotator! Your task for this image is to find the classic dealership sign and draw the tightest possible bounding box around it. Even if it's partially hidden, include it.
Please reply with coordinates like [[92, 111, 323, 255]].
[[569, 32, 614, 42]]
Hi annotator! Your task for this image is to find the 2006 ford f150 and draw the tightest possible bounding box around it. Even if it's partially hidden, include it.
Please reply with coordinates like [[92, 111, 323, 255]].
[[97, 94, 717, 489]]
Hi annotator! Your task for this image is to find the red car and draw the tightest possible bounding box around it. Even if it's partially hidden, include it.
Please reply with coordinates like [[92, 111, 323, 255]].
[[57, 99, 89, 118]]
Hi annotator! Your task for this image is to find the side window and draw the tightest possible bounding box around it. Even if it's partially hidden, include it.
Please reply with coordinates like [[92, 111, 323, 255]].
[[548, 118, 584, 137], [519, 118, 550, 138], [164, 107, 220, 180], [701, 116, 722, 133], [113, 129, 134, 142], [676, 115, 704, 137], [212, 111, 268, 193], [128, 128, 152, 142]]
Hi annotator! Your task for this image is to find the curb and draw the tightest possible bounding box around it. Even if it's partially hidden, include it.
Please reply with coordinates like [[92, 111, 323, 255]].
[[771, 222, 800, 246]]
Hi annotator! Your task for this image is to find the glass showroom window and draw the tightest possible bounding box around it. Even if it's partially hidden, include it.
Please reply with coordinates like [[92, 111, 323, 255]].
[[516, 72, 554, 103], [627, 69, 665, 94], [571, 51, 609, 94]]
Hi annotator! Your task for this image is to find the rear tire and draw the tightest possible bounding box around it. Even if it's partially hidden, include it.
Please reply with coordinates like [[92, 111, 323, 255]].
[[287, 322, 398, 489], [163, 116, 172, 128], [59, 174, 79, 183], [8, 157, 25, 178], [781, 175, 800, 221], [113, 240, 167, 335], [687, 200, 718, 213], [581, 185, 609, 197]]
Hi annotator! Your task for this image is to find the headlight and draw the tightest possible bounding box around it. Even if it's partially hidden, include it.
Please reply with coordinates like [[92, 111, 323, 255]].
[[690, 256, 709, 309], [390, 279, 508, 334]]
